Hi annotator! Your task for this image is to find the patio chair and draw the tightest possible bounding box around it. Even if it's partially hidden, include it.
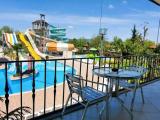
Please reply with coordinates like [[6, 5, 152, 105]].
[[119, 66, 147, 111], [62, 73, 111, 120]]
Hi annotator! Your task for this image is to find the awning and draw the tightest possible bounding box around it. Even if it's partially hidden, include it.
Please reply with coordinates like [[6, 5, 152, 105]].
[[149, 0, 160, 6], [46, 42, 74, 52]]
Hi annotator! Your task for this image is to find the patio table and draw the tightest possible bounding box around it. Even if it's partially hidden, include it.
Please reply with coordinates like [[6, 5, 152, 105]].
[[93, 67, 145, 120]]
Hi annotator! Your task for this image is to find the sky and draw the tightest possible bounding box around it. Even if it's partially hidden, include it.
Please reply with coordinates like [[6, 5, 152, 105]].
[[0, 0, 160, 42]]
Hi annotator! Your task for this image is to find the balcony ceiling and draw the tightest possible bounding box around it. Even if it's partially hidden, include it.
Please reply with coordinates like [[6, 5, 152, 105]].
[[150, 0, 160, 5]]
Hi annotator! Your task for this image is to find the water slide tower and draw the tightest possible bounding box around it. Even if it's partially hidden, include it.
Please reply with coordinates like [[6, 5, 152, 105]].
[[32, 14, 67, 42], [32, 14, 49, 37]]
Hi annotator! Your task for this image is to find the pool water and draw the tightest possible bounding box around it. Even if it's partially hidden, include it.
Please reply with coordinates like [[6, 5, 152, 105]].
[[0, 61, 73, 96]]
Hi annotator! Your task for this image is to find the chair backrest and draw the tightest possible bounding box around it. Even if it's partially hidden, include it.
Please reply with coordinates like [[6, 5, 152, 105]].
[[66, 73, 83, 96]]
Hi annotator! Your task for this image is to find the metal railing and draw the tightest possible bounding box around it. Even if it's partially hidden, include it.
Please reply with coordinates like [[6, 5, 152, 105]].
[[0, 55, 160, 120]]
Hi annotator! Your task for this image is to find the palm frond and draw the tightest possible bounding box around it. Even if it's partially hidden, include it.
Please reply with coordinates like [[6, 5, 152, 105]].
[[1, 106, 31, 120]]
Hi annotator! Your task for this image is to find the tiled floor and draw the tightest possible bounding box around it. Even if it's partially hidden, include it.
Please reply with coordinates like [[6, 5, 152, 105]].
[[56, 81, 160, 120]]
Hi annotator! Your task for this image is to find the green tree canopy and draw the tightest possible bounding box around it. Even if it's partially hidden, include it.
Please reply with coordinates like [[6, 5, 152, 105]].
[[154, 44, 160, 54], [0, 26, 14, 42], [111, 36, 124, 53], [90, 35, 101, 49], [131, 25, 142, 43], [90, 35, 109, 51], [68, 37, 88, 53], [0, 26, 13, 34], [68, 24, 156, 56]]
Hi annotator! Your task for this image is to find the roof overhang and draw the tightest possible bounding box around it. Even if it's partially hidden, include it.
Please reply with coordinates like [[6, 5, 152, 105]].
[[149, 0, 160, 6]]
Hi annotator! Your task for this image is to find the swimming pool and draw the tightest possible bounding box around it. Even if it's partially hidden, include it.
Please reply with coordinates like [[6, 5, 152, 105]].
[[0, 61, 73, 96]]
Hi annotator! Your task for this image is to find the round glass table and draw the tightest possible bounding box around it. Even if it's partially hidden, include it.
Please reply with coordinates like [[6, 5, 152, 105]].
[[93, 67, 144, 79], [93, 67, 147, 120]]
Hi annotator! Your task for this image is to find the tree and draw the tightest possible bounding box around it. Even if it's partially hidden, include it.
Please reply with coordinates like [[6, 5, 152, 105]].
[[0, 26, 13, 33], [68, 38, 88, 54], [154, 44, 160, 54], [90, 35, 106, 55], [12, 44, 23, 75], [143, 40, 155, 55], [4, 48, 16, 60], [111, 37, 124, 53], [90, 35, 101, 49], [0, 26, 14, 45], [0, 30, 2, 37], [4, 43, 23, 75], [131, 25, 142, 43], [142, 25, 148, 42]]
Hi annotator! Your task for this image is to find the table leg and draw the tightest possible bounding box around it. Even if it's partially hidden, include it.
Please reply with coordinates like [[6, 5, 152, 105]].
[[114, 78, 133, 120]]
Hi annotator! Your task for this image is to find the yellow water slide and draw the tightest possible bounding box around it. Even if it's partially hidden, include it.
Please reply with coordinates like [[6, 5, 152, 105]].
[[18, 33, 41, 60]]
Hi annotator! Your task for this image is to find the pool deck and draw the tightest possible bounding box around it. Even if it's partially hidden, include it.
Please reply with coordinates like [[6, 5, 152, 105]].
[[0, 60, 99, 118]]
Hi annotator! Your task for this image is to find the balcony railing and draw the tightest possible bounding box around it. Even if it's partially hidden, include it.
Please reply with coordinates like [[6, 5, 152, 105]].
[[0, 55, 160, 120]]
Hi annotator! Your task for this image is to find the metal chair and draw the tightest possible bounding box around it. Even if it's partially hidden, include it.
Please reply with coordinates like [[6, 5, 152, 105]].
[[119, 66, 147, 111], [62, 73, 111, 120]]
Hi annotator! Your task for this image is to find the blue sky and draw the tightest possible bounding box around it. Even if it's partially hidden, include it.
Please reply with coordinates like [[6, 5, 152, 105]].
[[0, 0, 160, 42]]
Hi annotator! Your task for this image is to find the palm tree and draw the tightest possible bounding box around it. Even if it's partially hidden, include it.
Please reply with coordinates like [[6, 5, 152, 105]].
[[12, 43, 23, 75], [4, 43, 23, 76], [3, 48, 16, 60]]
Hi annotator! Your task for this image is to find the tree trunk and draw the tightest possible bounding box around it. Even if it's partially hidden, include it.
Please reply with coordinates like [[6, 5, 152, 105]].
[[15, 50, 20, 75]]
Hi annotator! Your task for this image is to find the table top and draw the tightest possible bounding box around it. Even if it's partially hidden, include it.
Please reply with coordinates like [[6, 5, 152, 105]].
[[93, 67, 145, 79]]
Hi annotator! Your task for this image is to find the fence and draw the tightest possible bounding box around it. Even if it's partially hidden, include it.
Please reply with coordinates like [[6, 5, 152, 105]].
[[0, 55, 160, 120]]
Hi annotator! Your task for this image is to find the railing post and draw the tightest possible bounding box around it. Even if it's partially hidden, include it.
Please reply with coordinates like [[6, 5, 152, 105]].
[[85, 58, 89, 86], [78, 58, 82, 101], [71, 59, 75, 104], [91, 58, 96, 87], [97, 57, 101, 90], [20, 62, 23, 120], [5, 63, 9, 120], [102, 57, 107, 92], [44, 60, 47, 114], [32, 61, 35, 119], [53, 60, 57, 111], [62, 60, 66, 108]]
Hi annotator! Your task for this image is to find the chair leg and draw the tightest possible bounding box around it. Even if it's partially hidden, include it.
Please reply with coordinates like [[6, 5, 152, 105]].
[[62, 94, 71, 116], [99, 97, 110, 120], [140, 87, 145, 104], [96, 104, 101, 120], [81, 103, 89, 120], [125, 92, 128, 97], [105, 99, 110, 120], [130, 88, 137, 111]]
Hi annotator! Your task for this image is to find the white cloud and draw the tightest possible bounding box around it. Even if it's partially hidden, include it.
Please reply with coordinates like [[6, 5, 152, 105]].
[[108, 4, 114, 9], [122, 0, 127, 4], [144, 11, 160, 17], [67, 25, 74, 29], [126, 9, 160, 18], [0, 13, 38, 22], [0, 12, 157, 40], [0, 12, 138, 27]]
